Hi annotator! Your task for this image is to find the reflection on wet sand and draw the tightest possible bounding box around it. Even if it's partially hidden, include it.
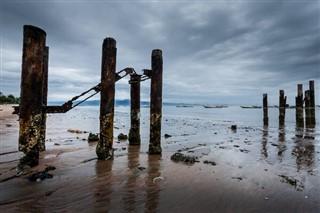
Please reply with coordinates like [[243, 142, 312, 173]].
[[261, 126, 268, 159], [94, 159, 114, 212], [292, 127, 315, 173], [92, 145, 163, 212], [277, 126, 287, 158], [145, 154, 162, 212], [123, 145, 140, 212], [260, 125, 317, 174]]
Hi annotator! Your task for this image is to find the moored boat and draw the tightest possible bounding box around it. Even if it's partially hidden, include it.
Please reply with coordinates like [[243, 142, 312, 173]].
[[203, 105, 228, 109], [176, 105, 193, 108], [240, 105, 262, 109]]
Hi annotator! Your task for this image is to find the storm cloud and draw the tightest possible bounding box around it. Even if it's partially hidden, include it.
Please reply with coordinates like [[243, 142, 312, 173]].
[[1, 0, 319, 105]]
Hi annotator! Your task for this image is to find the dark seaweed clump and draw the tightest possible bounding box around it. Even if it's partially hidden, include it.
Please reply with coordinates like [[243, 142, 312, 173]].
[[28, 166, 56, 182]]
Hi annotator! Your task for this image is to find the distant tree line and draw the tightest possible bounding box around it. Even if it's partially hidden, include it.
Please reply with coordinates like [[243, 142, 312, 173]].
[[0, 92, 20, 104]]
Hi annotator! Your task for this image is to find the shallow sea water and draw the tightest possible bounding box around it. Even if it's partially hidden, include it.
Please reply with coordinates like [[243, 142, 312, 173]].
[[0, 106, 319, 212]]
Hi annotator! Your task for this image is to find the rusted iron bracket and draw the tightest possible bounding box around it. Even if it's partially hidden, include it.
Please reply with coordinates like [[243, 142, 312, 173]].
[[141, 69, 152, 82], [116, 67, 136, 81], [128, 69, 151, 84]]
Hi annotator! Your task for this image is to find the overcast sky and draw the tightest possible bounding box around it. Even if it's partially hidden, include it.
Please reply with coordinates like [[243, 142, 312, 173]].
[[1, 0, 319, 105]]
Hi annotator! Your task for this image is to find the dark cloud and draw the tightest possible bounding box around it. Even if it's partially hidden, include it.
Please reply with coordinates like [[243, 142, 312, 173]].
[[1, 1, 319, 105]]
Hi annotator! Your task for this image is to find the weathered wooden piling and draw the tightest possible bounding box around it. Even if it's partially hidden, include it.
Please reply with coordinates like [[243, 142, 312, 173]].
[[295, 84, 304, 128], [309, 80, 316, 126], [18, 25, 47, 167], [96, 38, 116, 160], [263, 93, 268, 126], [149, 49, 163, 155], [279, 90, 286, 126], [309, 80, 315, 108], [39, 46, 49, 151], [129, 74, 141, 145], [305, 90, 311, 127]]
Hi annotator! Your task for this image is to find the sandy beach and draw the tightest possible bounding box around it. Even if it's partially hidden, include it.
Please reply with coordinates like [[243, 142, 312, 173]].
[[0, 105, 18, 118], [0, 105, 319, 212]]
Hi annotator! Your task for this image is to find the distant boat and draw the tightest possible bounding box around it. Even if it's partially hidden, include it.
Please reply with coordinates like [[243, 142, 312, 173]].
[[240, 105, 262, 109], [252, 105, 262, 109], [270, 105, 296, 109], [203, 105, 228, 109], [240, 106, 252, 109], [176, 105, 193, 108], [287, 105, 295, 109]]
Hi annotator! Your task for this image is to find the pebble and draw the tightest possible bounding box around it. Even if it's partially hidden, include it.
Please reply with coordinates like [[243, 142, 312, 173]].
[[153, 176, 164, 184], [118, 133, 128, 140], [231, 125, 237, 131], [164, 134, 172, 138], [171, 153, 197, 164], [203, 160, 217, 166], [88, 133, 99, 142], [138, 167, 146, 171]]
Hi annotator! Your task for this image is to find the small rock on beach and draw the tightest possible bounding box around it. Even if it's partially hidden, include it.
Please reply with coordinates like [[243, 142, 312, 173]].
[[118, 133, 128, 140], [88, 133, 99, 142], [171, 153, 198, 164], [164, 134, 172, 138], [68, 129, 87, 134]]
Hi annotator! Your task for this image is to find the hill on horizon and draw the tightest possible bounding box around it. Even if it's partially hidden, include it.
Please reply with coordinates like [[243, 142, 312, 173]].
[[48, 99, 195, 107]]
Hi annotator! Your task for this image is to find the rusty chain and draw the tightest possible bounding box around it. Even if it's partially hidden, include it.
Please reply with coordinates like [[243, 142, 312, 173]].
[[13, 67, 152, 114]]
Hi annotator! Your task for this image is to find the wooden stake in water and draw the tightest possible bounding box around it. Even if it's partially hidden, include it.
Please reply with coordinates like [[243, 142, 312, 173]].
[[39, 46, 49, 151], [305, 90, 312, 128], [263, 93, 268, 126], [295, 84, 304, 128], [149, 49, 163, 155], [97, 38, 116, 160], [309, 80, 316, 126], [129, 74, 141, 145], [279, 90, 286, 126], [19, 25, 47, 167]]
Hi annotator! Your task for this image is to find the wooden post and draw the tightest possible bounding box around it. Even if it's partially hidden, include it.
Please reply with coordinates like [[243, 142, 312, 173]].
[[96, 38, 116, 160], [279, 90, 286, 126], [309, 80, 315, 108], [295, 84, 304, 128], [263, 93, 268, 126], [309, 80, 316, 126], [129, 74, 141, 145], [39, 46, 49, 151], [18, 25, 46, 168], [149, 49, 163, 155], [305, 90, 311, 128]]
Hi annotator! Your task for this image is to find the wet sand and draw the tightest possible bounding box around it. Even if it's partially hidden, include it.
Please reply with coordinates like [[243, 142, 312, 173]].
[[0, 106, 319, 212]]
